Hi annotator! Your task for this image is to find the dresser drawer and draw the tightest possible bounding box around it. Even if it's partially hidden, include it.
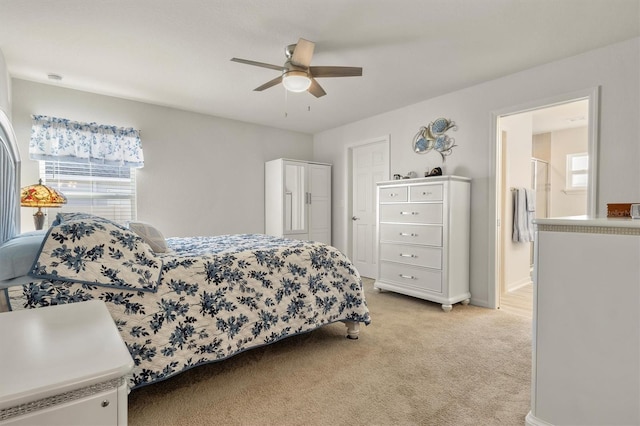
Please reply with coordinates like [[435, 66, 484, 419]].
[[379, 186, 408, 203], [379, 223, 442, 246], [380, 243, 442, 269], [2, 387, 120, 426], [410, 184, 443, 202], [379, 262, 442, 293], [379, 203, 442, 224]]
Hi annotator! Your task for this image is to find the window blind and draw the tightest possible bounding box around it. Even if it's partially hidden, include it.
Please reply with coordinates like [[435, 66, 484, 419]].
[[40, 161, 136, 224]]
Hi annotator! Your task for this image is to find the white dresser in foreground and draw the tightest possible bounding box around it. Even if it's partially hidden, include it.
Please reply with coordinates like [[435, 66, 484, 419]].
[[527, 217, 640, 426], [374, 176, 471, 311], [0, 300, 134, 426]]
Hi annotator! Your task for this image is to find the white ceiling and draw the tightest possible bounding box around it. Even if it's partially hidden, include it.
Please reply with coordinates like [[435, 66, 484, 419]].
[[1, 0, 638, 135], [531, 100, 589, 134]]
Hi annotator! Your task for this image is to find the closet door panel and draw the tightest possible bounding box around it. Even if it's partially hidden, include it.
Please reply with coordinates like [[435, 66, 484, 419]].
[[265, 159, 332, 245]]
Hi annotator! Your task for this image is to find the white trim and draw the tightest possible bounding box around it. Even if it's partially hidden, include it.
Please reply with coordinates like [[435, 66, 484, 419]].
[[507, 277, 532, 293], [562, 189, 587, 195], [489, 86, 600, 309], [525, 411, 555, 426]]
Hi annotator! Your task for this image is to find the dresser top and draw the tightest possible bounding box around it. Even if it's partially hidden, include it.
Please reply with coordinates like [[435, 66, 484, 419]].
[[0, 300, 134, 409], [535, 215, 640, 229], [268, 158, 332, 166], [377, 175, 470, 186]]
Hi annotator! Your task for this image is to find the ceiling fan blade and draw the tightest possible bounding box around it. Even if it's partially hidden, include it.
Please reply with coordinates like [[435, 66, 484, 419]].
[[231, 58, 285, 72], [308, 78, 326, 98], [309, 66, 362, 78], [291, 38, 315, 68], [254, 75, 283, 91]]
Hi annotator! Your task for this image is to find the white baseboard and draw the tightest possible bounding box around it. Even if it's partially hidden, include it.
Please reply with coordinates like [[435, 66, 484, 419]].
[[525, 411, 554, 426], [507, 277, 532, 292]]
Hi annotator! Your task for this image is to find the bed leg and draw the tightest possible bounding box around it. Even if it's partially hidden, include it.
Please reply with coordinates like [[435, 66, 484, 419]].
[[345, 321, 359, 340]]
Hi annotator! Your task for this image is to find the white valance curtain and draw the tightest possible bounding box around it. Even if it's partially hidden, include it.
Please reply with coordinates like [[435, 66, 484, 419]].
[[29, 115, 144, 168]]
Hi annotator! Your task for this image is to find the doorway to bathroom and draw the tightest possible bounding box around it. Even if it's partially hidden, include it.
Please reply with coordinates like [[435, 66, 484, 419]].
[[494, 89, 599, 313]]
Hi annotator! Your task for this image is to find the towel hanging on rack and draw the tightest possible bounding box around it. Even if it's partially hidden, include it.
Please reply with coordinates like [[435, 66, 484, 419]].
[[512, 187, 535, 243]]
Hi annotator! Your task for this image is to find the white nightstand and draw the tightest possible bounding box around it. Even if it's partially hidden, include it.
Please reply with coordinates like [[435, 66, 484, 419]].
[[0, 300, 134, 425]]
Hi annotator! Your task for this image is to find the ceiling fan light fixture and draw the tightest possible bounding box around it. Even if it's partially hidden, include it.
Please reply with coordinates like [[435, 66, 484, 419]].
[[282, 70, 311, 93]]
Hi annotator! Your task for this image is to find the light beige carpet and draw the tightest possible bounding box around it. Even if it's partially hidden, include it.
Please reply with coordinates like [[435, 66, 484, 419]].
[[128, 279, 531, 426]]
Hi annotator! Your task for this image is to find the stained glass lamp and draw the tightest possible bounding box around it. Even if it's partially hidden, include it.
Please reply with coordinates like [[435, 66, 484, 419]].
[[20, 179, 67, 230]]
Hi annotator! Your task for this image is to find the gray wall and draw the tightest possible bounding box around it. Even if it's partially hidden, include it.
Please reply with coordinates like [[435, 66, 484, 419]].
[[501, 113, 534, 293], [549, 127, 589, 217], [12, 79, 313, 237], [0, 50, 10, 116], [8, 37, 639, 308], [313, 37, 640, 308]]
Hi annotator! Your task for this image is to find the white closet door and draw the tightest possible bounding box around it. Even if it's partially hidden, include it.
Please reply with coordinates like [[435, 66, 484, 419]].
[[309, 163, 331, 245]]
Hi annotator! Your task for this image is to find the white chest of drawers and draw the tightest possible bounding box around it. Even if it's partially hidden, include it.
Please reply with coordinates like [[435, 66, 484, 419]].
[[374, 176, 471, 311]]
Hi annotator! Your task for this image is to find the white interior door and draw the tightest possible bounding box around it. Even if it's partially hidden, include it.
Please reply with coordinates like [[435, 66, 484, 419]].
[[351, 139, 389, 278]]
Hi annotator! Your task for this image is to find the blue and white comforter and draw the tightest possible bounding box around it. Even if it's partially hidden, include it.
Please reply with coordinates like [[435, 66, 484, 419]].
[[6, 216, 370, 389]]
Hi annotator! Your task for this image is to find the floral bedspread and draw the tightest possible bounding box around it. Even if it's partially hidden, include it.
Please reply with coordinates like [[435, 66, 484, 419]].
[[7, 226, 370, 389]]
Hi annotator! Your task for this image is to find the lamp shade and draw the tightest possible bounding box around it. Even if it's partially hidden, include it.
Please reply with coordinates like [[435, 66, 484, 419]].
[[282, 70, 311, 93], [20, 179, 67, 208]]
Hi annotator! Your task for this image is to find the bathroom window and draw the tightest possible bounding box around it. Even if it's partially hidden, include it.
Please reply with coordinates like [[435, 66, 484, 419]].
[[565, 152, 588, 192]]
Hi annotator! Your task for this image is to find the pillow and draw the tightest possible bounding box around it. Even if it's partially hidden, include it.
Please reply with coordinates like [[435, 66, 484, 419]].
[[0, 231, 47, 281], [128, 221, 169, 253], [52, 212, 128, 230], [30, 218, 162, 292]]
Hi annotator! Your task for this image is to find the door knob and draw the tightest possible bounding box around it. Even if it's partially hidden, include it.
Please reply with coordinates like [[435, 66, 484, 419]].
[[352, 216, 360, 221]]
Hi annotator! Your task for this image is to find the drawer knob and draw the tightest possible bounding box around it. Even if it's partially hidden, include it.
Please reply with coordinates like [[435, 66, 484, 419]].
[[400, 211, 418, 215], [423, 191, 432, 195], [389, 193, 397, 197], [399, 232, 418, 237], [398, 274, 416, 280], [399, 253, 417, 258], [101, 400, 110, 408]]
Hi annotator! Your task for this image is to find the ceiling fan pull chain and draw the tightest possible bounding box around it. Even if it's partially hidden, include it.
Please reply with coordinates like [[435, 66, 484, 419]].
[[284, 87, 288, 117]]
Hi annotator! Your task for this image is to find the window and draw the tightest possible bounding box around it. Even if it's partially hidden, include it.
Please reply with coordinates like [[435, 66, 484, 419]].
[[29, 115, 143, 226], [566, 152, 588, 191], [40, 161, 136, 224]]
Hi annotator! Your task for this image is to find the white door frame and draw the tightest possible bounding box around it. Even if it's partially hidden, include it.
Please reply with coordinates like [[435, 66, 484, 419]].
[[344, 135, 390, 262], [488, 87, 600, 309]]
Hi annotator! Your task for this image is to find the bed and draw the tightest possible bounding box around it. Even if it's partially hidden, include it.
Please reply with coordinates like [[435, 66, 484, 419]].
[[0, 110, 370, 390]]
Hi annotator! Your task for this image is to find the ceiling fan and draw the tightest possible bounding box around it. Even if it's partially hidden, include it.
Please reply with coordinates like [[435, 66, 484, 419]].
[[231, 38, 362, 98]]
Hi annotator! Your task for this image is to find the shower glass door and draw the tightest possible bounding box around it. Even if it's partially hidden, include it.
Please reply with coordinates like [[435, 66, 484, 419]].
[[531, 158, 549, 266]]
